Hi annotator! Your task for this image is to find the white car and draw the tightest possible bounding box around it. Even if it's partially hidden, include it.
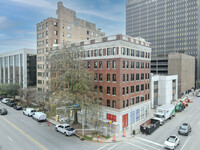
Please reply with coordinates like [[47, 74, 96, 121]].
[[23, 108, 36, 116], [164, 135, 180, 150], [2, 98, 10, 104], [55, 124, 75, 136], [32, 112, 46, 122]]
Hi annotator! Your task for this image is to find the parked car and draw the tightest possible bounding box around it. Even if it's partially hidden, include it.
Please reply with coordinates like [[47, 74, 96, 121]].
[[13, 104, 22, 110], [7, 101, 16, 107], [32, 112, 46, 122], [178, 123, 191, 136], [0, 108, 8, 115], [23, 108, 36, 116], [0, 96, 3, 101], [1, 98, 10, 104], [55, 124, 75, 136], [164, 135, 180, 150]]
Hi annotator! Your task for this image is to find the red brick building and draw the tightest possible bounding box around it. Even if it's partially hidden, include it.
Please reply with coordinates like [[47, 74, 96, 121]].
[[79, 34, 151, 132]]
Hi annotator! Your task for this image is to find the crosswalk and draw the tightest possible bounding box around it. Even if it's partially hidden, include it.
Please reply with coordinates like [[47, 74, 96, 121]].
[[97, 137, 164, 150]]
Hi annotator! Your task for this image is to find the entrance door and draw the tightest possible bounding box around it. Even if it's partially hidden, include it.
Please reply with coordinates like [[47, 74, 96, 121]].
[[122, 114, 128, 129]]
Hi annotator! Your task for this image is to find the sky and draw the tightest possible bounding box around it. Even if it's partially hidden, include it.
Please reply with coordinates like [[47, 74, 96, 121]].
[[0, 0, 125, 53]]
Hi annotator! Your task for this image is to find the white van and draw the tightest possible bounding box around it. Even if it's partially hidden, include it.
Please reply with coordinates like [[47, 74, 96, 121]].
[[2, 98, 10, 104], [23, 108, 36, 116], [32, 112, 46, 122]]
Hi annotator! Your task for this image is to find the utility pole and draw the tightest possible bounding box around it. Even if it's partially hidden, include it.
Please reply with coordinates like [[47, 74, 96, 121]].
[[82, 100, 85, 136]]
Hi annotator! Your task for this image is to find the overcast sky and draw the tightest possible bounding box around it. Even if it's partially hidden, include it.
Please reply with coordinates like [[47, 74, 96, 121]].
[[0, 0, 125, 53]]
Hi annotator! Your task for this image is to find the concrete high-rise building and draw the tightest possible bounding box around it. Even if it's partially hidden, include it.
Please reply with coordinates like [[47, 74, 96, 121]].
[[36, 1, 105, 92], [126, 0, 199, 80], [0, 48, 36, 88]]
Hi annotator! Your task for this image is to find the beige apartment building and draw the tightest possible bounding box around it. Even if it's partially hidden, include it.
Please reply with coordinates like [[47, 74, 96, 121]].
[[36, 1, 105, 92]]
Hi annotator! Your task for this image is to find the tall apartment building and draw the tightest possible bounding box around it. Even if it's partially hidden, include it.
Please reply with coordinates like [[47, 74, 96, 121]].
[[36, 1, 105, 92], [126, 0, 200, 80], [0, 48, 36, 88], [63, 34, 151, 132]]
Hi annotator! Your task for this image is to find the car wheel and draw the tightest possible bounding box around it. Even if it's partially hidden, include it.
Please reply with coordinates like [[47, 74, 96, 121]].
[[55, 128, 58, 132], [65, 132, 68, 136]]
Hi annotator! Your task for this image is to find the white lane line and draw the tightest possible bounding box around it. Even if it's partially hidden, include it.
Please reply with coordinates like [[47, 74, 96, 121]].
[[135, 137, 164, 147], [198, 121, 200, 125], [97, 144, 109, 150], [126, 142, 147, 150], [134, 140, 160, 150], [180, 136, 191, 150], [7, 136, 13, 142], [107, 143, 119, 150]]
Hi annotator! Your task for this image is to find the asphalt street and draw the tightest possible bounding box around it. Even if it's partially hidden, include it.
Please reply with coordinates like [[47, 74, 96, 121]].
[[0, 95, 200, 150]]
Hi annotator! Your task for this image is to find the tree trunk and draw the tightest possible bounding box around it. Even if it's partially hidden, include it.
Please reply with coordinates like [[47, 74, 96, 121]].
[[73, 109, 78, 124]]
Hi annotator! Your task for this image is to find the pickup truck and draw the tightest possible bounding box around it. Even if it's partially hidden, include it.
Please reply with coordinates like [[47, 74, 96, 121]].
[[140, 119, 160, 135]]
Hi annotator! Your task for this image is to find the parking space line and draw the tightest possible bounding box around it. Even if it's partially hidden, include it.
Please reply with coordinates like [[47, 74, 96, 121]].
[[180, 136, 191, 150], [97, 144, 109, 150], [0, 116, 48, 150], [135, 137, 164, 147], [134, 140, 160, 150], [126, 142, 147, 150], [107, 143, 119, 150], [7, 136, 13, 142]]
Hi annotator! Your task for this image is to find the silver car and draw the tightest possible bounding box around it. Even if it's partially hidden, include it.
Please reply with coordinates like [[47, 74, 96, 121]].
[[178, 123, 191, 136]]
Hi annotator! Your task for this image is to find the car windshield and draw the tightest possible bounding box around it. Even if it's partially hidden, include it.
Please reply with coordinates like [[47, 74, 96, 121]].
[[155, 114, 164, 118], [66, 128, 74, 131], [167, 137, 176, 143], [180, 125, 187, 130]]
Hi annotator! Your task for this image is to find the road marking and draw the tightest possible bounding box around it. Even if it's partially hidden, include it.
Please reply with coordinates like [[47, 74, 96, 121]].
[[135, 137, 164, 147], [97, 144, 109, 150], [198, 121, 200, 125], [126, 142, 147, 150], [7, 136, 13, 142], [180, 136, 191, 150], [134, 140, 160, 150], [0, 116, 48, 150], [107, 143, 119, 150]]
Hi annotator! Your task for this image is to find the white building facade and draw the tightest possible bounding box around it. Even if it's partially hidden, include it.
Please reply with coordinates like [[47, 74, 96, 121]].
[[151, 74, 178, 108], [0, 48, 36, 88]]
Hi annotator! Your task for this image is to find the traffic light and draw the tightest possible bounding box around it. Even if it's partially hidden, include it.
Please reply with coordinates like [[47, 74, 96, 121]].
[[70, 110, 73, 117]]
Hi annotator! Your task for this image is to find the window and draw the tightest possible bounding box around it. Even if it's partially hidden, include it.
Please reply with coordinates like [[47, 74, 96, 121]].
[[94, 86, 97, 92], [92, 32, 94, 36], [37, 49, 44, 54], [67, 33, 71, 38], [94, 73, 97, 81], [141, 84, 144, 91], [54, 22, 57, 27], [87, 31, 89, 35], [94, 61, 97, 69], [136, 96, 139, 103], [107, 99, 110, 107], [94, 49, 97, 57], [123, 100, 125, 108], [131, 86, 134, 93], [145, 94, 147, 100], [145, 73, 147, 79], [107, 61, 110, 69], [62, 32, 64, 37], [131, 74, 134, 81], [88, 62, 90, 68], [112, 101, 116, 108], [131, 98, 134, 105], [141, 62, 144, 68], [145, 84, 147, 90], [107, 74, 110, 81], [126, 99, 129, 107], [112, 74, 116, 82], [136, 50, 139, 57], [38, 72, 43, 77], [38, 80, 43, 84], [99, 49, 102, 56], [126, 74, 129, 81], [107, 48, 110, 56], [126, 87, 129, 94], [141, 73, 144, 80], [148, 73, 149, 79], [136, 74, 139, 80], [126, 61, 129, 68], [99, 74, 102, 81], [99, 86, 102, 93], [141, 52, 144, 57], [112, 87, 116, 95], [131, 61, 134, 68], [122, 61, 125, 68], [46, 31, 48, 36], [148, 84, 149, 89], [122, 87, 125, 95], [54, 39, 58, 44], [88, 51, 90, 57], [99, 61, 102, 69], [141, 96, 144, 102], [122, 74, 125, 82], [113, 47, 116, 55], [122, 47, 125, 55], [107, 87, 110, 94], [131, 49, 134, 56], [136, 62, 140, 68], [112, 60, 116, 69], [46, 39, 48, 44], [148, 63, 150, 69], [136, 85, 139, 92], [126, 48, 129, 55], [145, 63, 147, 68], [67, 25, 71, 30]]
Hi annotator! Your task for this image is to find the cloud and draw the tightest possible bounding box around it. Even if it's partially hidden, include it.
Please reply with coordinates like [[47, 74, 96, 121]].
[[10, 0, 55, 9]]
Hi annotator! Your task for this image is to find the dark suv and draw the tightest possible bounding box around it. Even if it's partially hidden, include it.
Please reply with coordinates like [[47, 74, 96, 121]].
[[7, 101, 16, 107], [178, 123, 191, 136]]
